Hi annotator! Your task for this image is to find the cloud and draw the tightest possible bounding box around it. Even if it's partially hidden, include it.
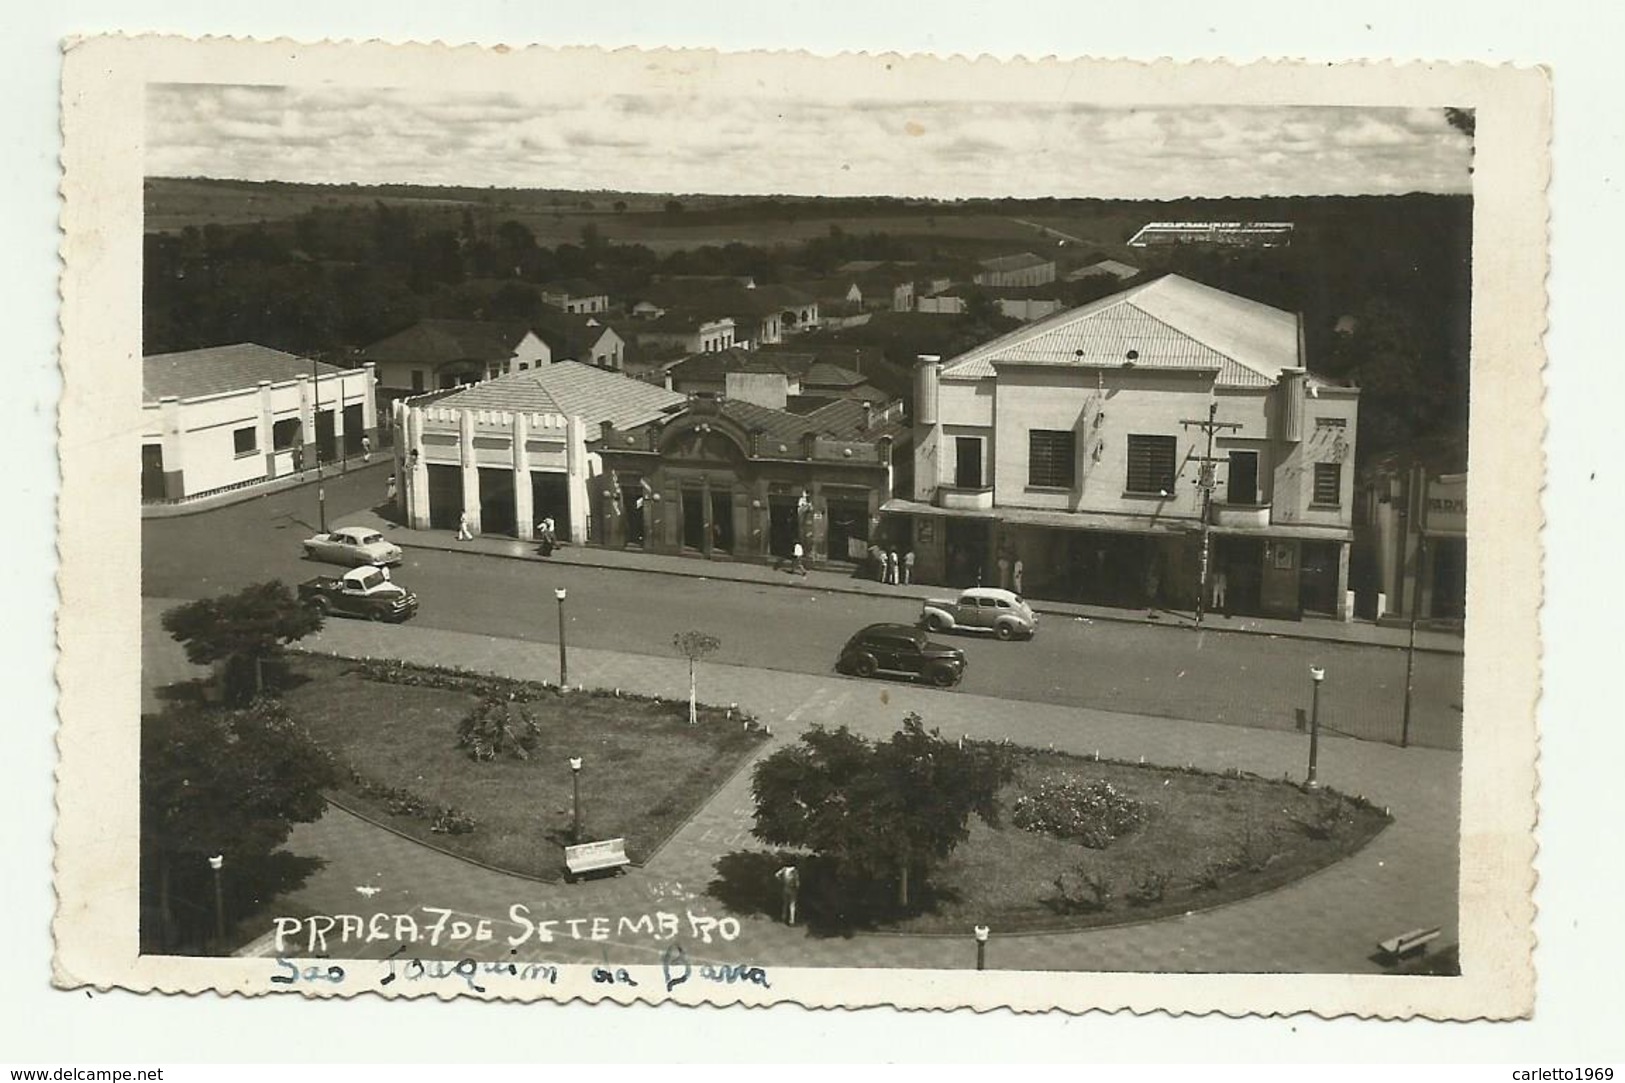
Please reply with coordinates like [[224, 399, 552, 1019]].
[[145, 86, 1473, 198]]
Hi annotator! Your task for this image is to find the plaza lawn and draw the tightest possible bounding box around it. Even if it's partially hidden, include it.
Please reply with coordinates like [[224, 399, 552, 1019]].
[[872, 753, 1390, 935], [280, 655, 767, 880]]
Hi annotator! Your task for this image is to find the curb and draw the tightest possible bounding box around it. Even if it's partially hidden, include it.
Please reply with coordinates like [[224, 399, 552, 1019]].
[[406, 534, 1466, 658]]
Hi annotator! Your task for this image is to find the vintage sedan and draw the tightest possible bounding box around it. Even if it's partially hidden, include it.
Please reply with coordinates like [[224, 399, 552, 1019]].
[[836, 623, 967, 688], [919, 587, 1038, 640], [302, 525, 403, 567]]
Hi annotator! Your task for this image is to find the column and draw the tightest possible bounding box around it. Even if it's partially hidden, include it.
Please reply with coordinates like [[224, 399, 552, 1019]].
[[362, 362, 380, 443], [159, 396, 186, 499], [296, 374, 315, 465], [1336, 541, 1352, 621], [460, 408, 481, 533], [404, 403, 430, 530], [257, 381, 275, 478], [332, 374, 347, 456], [564, 415, 589, 545], [513, 412, 534, 541]]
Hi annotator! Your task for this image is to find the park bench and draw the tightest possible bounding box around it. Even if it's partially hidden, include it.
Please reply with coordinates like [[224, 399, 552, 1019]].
[[564, 837, 630, 881], [1376, 926, 1442, 963]]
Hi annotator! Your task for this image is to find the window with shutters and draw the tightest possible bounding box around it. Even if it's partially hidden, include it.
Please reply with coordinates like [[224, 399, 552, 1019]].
[[1126, 435, 1177, 495], [1312, 462, 1342, 506], [1027, 430, 1076, 489]]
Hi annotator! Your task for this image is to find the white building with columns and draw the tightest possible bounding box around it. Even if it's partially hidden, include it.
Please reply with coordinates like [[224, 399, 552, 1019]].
[[393, 360, 685, 542], [141, 343, 377, 502]]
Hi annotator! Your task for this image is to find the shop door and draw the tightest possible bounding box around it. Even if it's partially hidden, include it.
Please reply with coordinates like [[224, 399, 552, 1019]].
[[768, 496, 800, 558], [681, 489, 707, 551], [944, 519, 989, 587], [141, 445, 165, 501], [1429, 538, 1467, 619], [315, 408, 337, 464], [1214, 537, 1264, 615], [619, 482, 646, 547], [1299, 541, 1340, 615], [478, 468, 516, 536], [825, 497, 870, 564], [531, 472, 571, 538], [343, 404, 365, 457], [709, 488, 734, 553], [426, 465, 463, 530]]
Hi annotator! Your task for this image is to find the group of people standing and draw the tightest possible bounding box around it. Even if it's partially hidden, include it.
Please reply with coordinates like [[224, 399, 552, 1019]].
[[868, 545, 914, 585]]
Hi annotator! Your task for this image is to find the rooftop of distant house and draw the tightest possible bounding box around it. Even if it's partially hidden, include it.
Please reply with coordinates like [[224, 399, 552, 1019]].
[[357, 319, 536, 365], [977, 252, 1054, 273]]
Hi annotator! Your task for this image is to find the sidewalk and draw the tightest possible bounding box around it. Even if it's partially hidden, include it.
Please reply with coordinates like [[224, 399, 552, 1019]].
[[161, 605, 1459, 975], [346, 508, 1465, 656]]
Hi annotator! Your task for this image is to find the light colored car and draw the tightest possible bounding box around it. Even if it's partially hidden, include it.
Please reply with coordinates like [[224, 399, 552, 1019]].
[[302, 525, 403, 567], [919, 586, 1038, 640]]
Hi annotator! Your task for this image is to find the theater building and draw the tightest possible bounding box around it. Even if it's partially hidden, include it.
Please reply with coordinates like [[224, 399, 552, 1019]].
[[886, 274, 1360, 619]]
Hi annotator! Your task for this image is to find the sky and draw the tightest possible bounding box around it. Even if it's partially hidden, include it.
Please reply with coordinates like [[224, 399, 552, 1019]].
[[145, 84, 1474, 199]]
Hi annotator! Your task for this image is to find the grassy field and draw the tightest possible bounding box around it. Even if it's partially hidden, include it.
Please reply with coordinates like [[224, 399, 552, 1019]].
[[279, 655, 767, 880]]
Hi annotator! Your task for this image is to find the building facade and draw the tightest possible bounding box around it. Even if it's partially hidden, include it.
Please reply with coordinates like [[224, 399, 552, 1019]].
[[1356, 465, 1467, 626], [886, 275, 1360, 619], [392, 361, 686, 543], [974, 253, 1058, 288], [141, 344, 377, 502], [594, 396, 902, 566]]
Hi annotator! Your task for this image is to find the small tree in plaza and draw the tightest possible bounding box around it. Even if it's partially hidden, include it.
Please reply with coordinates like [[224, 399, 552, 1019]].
[[162, 581, 323, 703], [672, 629, 721, 726], [751, 714, 1013, 913]]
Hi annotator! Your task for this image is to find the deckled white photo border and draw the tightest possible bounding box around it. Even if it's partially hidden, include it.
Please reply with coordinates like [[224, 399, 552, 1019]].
[[55, 37, 1548, 1018]]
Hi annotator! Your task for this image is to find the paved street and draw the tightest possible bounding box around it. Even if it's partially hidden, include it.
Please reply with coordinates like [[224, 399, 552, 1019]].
[[144, 468, 1464, 748]]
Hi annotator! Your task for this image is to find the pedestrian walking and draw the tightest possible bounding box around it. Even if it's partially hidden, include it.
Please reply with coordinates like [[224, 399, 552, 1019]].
[[773, 864, 801, 926], [886, 548, 899, 585], [1013, 558, 1024, 596], [385, 473, 397, 503], [457, 511, 473, 541], [291, 445, 304, 477], [867, 542, 884, 581], [1210, 565, 1228, 615], [903, 549, 915, 585], [536, 517, 556, 557], [791, 540, 807, 576], [360, 434, 372, 462]]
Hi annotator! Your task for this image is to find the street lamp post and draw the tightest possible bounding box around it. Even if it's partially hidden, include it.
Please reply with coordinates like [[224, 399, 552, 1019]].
[[208, 854, 225, 950], [1307, 666, 1326, 788], [569, 756, 584, 843], [554, 587, 568, 688], [974, 925, 990, 971]]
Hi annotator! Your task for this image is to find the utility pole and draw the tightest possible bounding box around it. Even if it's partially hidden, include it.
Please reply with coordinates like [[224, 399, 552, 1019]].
[[1181, 399, 1241, 624], [1400, 464, 1429, 749]]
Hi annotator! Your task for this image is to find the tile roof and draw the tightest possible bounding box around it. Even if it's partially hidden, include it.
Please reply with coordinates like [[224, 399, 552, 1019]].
[[716, 397, 903, 446], [939, 274, 1302, 389], [358, 320, 534, 366], [433, 360, 687, 430], [1066, 258, 1141, 281], [667, 347, 796, 382], [532, 311, 616, 360], [143, 343, 346, 401]]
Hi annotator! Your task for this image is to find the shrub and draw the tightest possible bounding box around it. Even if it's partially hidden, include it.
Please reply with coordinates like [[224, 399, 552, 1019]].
[[431, 807, 478, 835], [1012, 776, 1145, 848], [1049, 867, 1114, 913], [348, 771, 480, 835], [457, 695, 542, 762], [1126, 867, 1172, 906]]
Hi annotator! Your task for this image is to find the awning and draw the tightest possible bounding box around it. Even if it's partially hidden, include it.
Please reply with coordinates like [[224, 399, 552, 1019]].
[[880, 497, 1351, 543]]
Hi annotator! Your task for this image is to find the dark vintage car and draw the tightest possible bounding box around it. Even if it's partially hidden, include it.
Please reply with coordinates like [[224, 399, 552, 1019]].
[[836, 622, 967, 688], [299, 566, 419, 622]]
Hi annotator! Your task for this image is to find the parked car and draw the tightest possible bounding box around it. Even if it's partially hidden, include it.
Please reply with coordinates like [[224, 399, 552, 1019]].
[[299, 565, 419, 622], [302, 525, 403, 567], [836, 623, 967, 688], [920, 586, 1038, 640]]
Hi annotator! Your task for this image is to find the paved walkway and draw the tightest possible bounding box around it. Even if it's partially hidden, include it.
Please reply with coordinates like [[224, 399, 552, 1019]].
[[341, 507, 1465, 656], [143, 602, 1459, 974]]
